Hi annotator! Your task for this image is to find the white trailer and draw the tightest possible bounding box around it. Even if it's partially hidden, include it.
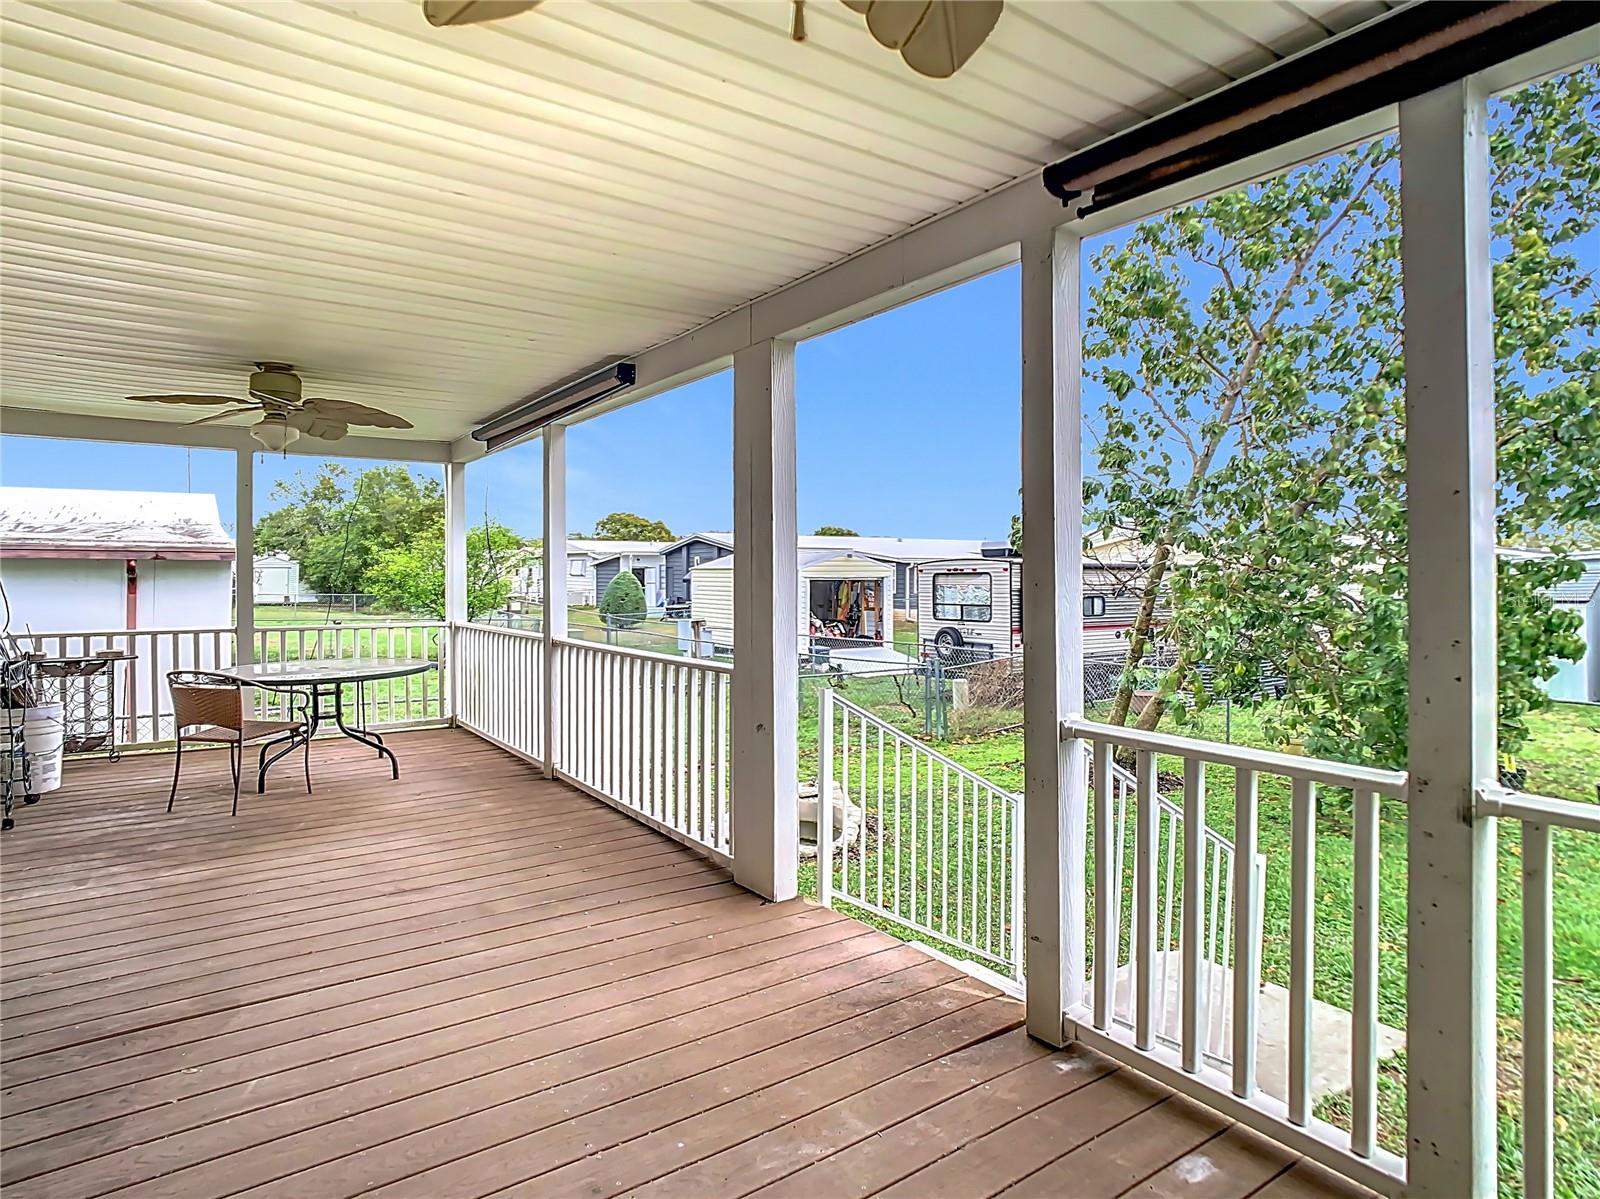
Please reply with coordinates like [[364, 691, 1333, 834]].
[[915, 549, 1146, 663]]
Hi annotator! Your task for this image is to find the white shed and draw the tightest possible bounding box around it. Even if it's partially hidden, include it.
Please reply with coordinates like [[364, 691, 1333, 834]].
[[1546, 553, 1600, 704], [688, 550, 895, 654], [0, 486, 235, 635], [252, 552, 302, 603]]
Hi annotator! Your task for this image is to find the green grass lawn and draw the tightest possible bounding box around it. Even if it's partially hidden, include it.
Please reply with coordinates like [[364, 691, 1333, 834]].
[[795, 687, 1600, 1197], [246, 606, 445, 724]]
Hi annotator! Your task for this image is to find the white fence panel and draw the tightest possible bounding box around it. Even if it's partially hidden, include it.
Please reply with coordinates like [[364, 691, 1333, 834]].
[[452, 623, 543, 763], [554, 637, 731, 862], [817, 688, 1024, 982], [10, 621, 446, 749]]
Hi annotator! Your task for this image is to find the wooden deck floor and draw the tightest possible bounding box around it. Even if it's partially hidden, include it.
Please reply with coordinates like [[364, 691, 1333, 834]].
[[1, 728, 1369, 1199]]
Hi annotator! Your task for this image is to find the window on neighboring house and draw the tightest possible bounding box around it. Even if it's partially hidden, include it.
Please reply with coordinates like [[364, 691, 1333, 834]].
[[692, 554, 704, 567], [933, 573, 992, 622], [569, 560, 586, 577], [1083, 595, 1107, 618]]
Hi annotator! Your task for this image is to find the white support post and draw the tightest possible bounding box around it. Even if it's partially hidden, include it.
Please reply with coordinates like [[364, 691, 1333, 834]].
[[1400, 77, 1499, 1199], [542, 426, 568, 778], [1020, 225, 1084, 1046], [444, 459, 468, 722], [731, 338, 799, 902], [234, 448, 255, 666]]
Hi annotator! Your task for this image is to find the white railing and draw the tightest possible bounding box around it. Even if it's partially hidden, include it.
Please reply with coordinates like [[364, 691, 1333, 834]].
[[1102, 755, 1265, 1066], [1063, 716, 1409, 1196], [451, 623, 544, 763], [1476, 784, 1600, 1199], [10, 622, 446, 748], [251, 622, 446, 730], [553, 637, 732, 863], [818, 689, 1024, 981]]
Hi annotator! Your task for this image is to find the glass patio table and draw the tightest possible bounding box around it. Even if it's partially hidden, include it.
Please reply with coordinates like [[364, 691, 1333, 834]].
[[213, 657, 433, 790]]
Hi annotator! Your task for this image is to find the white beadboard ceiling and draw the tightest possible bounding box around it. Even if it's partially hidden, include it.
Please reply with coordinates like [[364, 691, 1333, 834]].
[[0, 0, 1395, 443]]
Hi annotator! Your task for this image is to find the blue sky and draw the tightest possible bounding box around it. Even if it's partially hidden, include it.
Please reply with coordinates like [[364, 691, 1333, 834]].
[[0, 264, 1028, 543]]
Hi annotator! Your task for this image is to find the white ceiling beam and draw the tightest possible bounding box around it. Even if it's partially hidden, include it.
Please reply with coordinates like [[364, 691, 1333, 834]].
[[1, 406, 452, 463]]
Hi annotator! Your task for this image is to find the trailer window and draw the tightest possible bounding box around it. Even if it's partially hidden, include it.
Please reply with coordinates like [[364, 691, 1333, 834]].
[[933, 574, 992, 622], [1083, 595, 1107, 618]]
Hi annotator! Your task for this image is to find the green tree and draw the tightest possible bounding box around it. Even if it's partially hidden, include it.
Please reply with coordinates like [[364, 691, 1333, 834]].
[[812, 525, 859, 536], [591, 512, 673, 540], [1084, 66, 1597, 766], [598, 569, 647, 628], [254, 463, 444, 595], [362, 518, 524, 620]]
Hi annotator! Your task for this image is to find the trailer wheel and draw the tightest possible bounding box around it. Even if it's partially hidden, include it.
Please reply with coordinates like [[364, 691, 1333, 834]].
[[932, 627, 965, 664]]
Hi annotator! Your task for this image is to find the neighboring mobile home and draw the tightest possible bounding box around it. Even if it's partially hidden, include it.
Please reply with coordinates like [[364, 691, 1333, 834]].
[[663, 532, 989, 616]]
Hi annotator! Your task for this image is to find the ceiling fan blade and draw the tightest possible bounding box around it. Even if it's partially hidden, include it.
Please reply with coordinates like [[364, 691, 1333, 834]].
[[900, 0, 1001, 78], [125, 394, 240, 405], [286, 408, 349, 441], [186, 406, 258, 427], [422, 0, 541, 27], [847, 0, 1001, 78], [302, 398, 415, 431]]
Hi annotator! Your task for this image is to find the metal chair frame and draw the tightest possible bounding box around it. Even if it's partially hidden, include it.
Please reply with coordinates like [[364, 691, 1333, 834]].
[[166, 671, 311, 816]]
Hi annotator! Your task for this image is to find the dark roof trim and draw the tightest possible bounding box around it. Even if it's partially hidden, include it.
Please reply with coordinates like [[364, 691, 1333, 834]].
[[1042, 2, 1599, 219]]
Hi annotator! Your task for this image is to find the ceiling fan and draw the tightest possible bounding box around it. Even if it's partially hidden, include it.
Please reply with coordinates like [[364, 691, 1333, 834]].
[[126, 363, 414, 453], [421, 0, 1003, 80]]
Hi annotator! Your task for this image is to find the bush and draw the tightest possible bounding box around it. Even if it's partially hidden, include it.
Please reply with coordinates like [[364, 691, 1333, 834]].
[[599, 571, 647, 628]]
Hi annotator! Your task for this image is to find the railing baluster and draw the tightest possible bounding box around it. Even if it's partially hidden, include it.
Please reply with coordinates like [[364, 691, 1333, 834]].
[[1093, 739, 1114, 1030], [1351, 787, 1380, 1158], [1136, 748, 1158, 1051], [1233, 767, 1260, 1097], [876, 725, 886, 913], [818, 689, 834, 907], [1523, 819, 1554, 1199], [1182, 756, 1207, 1073], [1289, 776, 1317, 1125]]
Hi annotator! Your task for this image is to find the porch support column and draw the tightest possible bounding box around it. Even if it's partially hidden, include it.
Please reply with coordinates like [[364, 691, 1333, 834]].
[[541, 426, 568, 778], [1400, 77, 1498, 1199], [234, 448, 255, 665], [731, 338, 799, 901], [444, 459, 468, 721], [1020, 225, 1084, 1046]]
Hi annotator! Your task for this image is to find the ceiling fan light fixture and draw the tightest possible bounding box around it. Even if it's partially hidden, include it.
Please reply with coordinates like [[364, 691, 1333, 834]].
[[252, 413, 301, 454]]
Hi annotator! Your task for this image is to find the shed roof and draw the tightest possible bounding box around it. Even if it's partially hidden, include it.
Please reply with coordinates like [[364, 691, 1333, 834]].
[[690, 549, 893, 577], [1552, 558, 1600, 604], [0, 486, 234, 559]]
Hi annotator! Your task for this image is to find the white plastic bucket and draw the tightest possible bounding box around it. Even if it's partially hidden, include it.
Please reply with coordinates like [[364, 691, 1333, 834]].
[[4, 704, 65, 795]]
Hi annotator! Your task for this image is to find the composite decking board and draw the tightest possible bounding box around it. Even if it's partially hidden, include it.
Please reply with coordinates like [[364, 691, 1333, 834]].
[[1249, 1160, 1379, 1199], [0, 850, 707, 1011], [0, 914, 868, 1145], [873, 1069, 1172, 1198], [1, 860, 732, 1021], [2, 883, 753, 1056], [1133, 1123, 1299, 1199], [1, 817, 670, 956], [359, 995, 1021, 1199], [622, 1025, 1056, 1199], [1, 844, 711, 1000], [98, 956, 957, 1199], [2, 730, 1369, 1199], [2, 929, 901, 1197], [1, 877, 747, 1049], [746, 1045, 1117, 1199], [4, 891, 816, 1084], [998, 1092, 1229, 1197]]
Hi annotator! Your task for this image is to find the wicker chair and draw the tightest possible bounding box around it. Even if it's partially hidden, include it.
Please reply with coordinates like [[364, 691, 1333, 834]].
[[167, 672, 310, 816]]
